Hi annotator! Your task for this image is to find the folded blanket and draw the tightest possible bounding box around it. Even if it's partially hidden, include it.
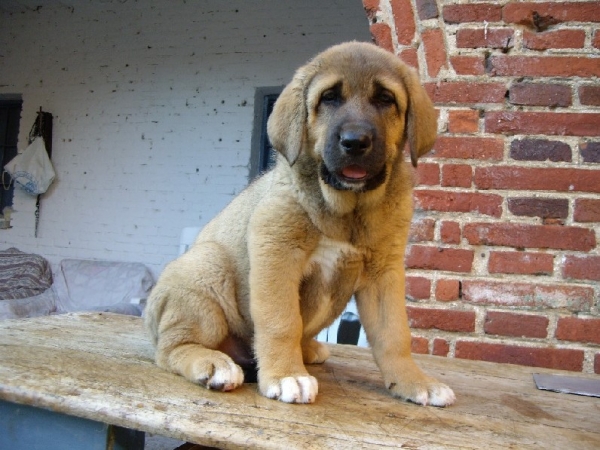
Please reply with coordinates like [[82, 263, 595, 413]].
[[0, 248, 53, 300]]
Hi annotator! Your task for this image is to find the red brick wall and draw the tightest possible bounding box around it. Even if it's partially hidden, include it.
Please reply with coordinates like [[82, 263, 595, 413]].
[[363, 0, 600, 374]]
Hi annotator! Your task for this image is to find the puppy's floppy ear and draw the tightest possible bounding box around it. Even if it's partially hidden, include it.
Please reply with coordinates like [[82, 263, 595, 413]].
[[402, 67, 438, 167], [267, 70, 309, 166]]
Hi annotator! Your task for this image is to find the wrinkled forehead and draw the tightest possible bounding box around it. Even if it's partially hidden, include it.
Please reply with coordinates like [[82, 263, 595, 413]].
[[305, 55, 409, 109]]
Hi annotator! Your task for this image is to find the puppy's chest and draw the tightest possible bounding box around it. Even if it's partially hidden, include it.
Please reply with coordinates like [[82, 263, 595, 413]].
[[304, 236, 365, 284]]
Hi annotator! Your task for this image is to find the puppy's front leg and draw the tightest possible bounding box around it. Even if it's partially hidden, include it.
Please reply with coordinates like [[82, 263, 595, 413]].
[[248, 223, 319, 404], [356, 269, 455, 407]]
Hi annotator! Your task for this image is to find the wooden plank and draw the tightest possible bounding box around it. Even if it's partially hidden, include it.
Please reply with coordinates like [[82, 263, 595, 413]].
[[0, 313, 598, 449]]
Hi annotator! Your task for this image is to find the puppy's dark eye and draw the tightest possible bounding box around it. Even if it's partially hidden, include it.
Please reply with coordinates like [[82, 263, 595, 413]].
[[374, 89, 396, 108], [320, 88, 342, 105]]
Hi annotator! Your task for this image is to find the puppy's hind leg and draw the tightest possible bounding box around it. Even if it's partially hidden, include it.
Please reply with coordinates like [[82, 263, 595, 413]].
[[151, 289, 244, 391], [163, 306, 244, 391], [146, 245, 246, 392]]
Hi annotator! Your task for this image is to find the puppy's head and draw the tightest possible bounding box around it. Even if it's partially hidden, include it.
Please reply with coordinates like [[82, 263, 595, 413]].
[[267, 42, 437, 193]]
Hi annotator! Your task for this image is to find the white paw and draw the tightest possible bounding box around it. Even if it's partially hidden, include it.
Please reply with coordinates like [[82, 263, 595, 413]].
[[406, 383, 455, 407], [205, 363, 244, 392], [428, 385, 456, 407], [388, 377, 456, 407], [193, 356, 244, 392], [264, 375, 318, 403]]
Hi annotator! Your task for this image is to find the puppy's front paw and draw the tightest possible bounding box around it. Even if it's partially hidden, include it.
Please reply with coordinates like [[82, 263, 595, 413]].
[[260, 375, 318, 404], [426, 382, 456, 407], [189, 351, 244, 392], [388, 375, 455, 407]]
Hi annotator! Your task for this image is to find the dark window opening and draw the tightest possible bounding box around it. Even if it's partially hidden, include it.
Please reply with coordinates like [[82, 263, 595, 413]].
[[0, 99, 23, 215], [249, 87, 282, 181]]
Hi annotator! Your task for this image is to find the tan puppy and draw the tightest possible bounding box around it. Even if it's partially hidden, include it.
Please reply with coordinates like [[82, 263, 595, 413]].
[[145, 42, 455, 406]]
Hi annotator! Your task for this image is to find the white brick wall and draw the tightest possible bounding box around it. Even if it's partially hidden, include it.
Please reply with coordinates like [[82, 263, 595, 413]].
[[0, 0, 371, 276]]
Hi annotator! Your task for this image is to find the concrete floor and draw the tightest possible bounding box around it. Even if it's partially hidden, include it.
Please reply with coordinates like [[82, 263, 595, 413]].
[[144, 434, 186, 450]]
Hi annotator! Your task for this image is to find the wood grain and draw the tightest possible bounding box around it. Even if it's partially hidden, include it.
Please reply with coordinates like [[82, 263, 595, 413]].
[[0, 313, 598, 449]]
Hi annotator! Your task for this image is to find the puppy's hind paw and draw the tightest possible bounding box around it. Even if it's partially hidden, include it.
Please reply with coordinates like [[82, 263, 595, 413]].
[[261, 375, 319, 404], [190, 352, 244, 392], [302, 339, 330, 364]]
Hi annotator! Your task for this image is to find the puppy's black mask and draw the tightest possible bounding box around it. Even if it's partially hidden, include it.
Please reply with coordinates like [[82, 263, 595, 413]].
[[320, 163, 387, 192]]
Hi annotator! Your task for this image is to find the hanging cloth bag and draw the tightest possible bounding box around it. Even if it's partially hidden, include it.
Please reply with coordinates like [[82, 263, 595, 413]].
[[4, 136, 55, 195]]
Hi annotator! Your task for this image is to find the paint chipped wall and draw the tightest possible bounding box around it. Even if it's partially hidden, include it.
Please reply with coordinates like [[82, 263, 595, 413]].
[[0, 0, 371, 274]]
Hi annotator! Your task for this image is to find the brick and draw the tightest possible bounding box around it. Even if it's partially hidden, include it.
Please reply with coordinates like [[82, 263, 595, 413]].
[[414, 190, 502, 217], [408, 217, 435, 242], [416, 162, 439, 185], [426, 82, 506, 104], [435, 279, 460, 302], [440, 221, 461, 245], [391, 0, 416, 45], [596, 354, 600, 375], [475, 166, 600, 194], [411, 336, 429, 354], [508, 83, 571, 108], [580, 142, 600, 163], [407, 306, 475, 332], [503, 2, 600, 27], [455, 341, 584, 371], [405, 245, 474, 273], [416, 0, 438, 20], [363, 0, 380, 19], [463, 222, 596, 252], [488, 56, 600, 78], [422, 28, 447, 77], [443, 3, 502, 24], [507, 198, 568, 219], [485, 111, 600, 137], [450, 55, 486, 75], [441, 164, 472, 188], [510, 139, 571, 162], [594, 30, 600, 49], [462, 280, 593, 312], [432, 338, 450, 357], [448, 109, 479, 134], [574, 198, 600, 222], [398, 47, 419, 69], [562, 255, 600, 282], [484, 311, 549, 338], [432, 136, 504, 160], [523, 29, 586, 50], [556, 317, 600, 345], [369, 23, 394, 52], [579, 85, 600, 106], [488, 251, 554, 276], [405, 276, 431, 300], [456, 28, 514, 49]]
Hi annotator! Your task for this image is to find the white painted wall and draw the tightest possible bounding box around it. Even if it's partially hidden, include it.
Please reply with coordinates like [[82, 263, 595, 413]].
[[0, 0, 371, 276]]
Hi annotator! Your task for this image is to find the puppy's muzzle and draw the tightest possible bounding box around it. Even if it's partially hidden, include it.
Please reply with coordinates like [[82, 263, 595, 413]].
[[339, 125, 373, 157], [321, 120, 386, 192]]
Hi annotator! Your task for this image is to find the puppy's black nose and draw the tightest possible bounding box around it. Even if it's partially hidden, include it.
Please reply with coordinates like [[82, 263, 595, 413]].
[[339, 129, 372, 156]]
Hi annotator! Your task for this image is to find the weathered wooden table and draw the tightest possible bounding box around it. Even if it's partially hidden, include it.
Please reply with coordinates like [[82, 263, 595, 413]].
[[0, 313, 598, 449]]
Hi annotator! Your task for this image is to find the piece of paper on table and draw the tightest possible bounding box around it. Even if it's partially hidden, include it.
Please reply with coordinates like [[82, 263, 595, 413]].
[[533, 373, 600, 398]]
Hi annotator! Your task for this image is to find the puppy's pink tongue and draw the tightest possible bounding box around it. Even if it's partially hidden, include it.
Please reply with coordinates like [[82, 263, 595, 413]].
[[342, 165, 367, 179]]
